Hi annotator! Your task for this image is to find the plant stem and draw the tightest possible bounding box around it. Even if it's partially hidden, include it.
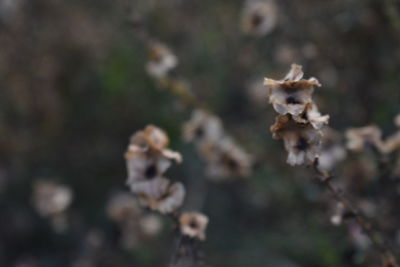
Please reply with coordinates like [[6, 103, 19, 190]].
[[312, 160, 399, 266]]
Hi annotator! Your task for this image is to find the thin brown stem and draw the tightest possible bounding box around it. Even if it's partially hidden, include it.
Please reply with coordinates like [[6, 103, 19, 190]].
[[157, 77, 208, 112], [312, 160, 399, 266]]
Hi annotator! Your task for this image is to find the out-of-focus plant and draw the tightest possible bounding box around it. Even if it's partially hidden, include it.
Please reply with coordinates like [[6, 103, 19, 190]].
[[264, 64, 399, 266], [124, 125, 209, 267]]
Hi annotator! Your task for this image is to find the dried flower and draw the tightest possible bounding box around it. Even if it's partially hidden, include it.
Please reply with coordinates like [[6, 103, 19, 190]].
[[264, 64, 321, 116], [183, 110, 252, 180], [183, 109, 223, 144], [125, 125, 185, 214], [130, 125, 182, 161], [179, 212, 209, 241], [202, 137, 253, 180], [146, 42, 178, 78], [125, 125, 182, 187], [271, 114, 322, 166], [241, 0, 278, 36], [32, 180, 73, 217], [345, 125, 384, 152], [132, 177, 185, 214]]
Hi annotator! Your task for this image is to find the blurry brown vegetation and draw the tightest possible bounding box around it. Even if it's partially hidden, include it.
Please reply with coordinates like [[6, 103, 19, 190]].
[[0, 0, 400, 266]]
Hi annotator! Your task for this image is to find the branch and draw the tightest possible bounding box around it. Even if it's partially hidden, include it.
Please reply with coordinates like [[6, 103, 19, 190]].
[[312, 159, 399, 267]]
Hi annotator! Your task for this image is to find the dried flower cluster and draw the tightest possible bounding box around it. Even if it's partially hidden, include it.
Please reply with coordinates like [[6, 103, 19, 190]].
[[143, 38, 253, 182], [264, 66, 399, 265], [125, 125, 184, 214], [183, 109, 253, 181], [125, 124, 209, 242], [264, 64, 329, 165]]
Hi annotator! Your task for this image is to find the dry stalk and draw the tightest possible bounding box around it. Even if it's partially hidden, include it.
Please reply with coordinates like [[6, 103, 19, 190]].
[[312, 159, 399, 267]]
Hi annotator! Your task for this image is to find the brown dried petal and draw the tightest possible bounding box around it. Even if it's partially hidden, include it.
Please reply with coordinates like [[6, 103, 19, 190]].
[[125, 125, 181, 186], [156, 182, 185, 214], [131, 177, 185, 214], [162, 149, 183, 163], [125, 151, 171, 186], [293, 103, 329, 130], [143, 125, 170, 152], [264, 64, 321, 116], [271, 115, 322, 165], [283, 63, 304, 81]]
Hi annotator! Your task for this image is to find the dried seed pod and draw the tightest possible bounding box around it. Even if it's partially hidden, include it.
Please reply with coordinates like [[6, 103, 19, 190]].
[[271, 114, 322, 166], [179, 212, 209, 241], [264, 64, 321, 116]]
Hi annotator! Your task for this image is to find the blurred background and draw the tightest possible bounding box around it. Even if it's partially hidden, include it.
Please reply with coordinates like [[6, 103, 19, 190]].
[[0, 0, 400, 266]]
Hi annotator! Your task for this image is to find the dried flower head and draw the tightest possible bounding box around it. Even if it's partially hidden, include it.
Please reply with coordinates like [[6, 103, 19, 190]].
[[271, 115, 322, 166], [183, 109, 223, 144], [202, 137, 253, 180], [264, 64, 321, 116], [179, 212, 209, 241], [345, 125, 384, 152], [125, 125, 182, 187], [183, 110, 252, 180], [146, 42, 178, 78], [131, 177, 185, 214], [125, 126, 185, 214], [129, 125, 182, 161], [32, 180, 73, 217], [241, 0, 278, 36]]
